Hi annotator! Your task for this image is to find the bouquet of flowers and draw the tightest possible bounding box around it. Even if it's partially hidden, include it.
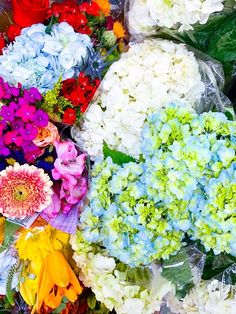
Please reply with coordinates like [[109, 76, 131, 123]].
[[126, 0, 227, 35], [0, 75, 90, 312], [0, 1, 236, 313], [0, 0, 125, 125], [73, 39, 228, 159], [69, 102, 236, 313], [0, 77, 88, 228]]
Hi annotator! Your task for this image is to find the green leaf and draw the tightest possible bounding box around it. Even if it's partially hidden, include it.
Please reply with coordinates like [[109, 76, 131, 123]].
[[0, 221, 20, 253], [224, 109, 235, 121], [103, 142, 136, 165], [87, 294, 97, 309], [207, 13, 236, 61], [162, 249, 194, 298], [202, 251, 236, 280]]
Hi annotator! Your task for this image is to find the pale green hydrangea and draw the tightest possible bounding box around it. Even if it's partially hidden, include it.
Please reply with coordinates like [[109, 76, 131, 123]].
[[71, 232, 176, 314]]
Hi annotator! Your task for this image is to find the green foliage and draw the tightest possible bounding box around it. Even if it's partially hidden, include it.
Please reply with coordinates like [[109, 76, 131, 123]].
[[162, 248, 194, 298], [103, 141, 136, 165], [176, 11, 236, 80], [202, 250, 236, 280]]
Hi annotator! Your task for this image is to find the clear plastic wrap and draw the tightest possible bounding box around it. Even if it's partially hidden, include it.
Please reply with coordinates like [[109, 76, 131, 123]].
[[161, 245, 206, 297], [194, 50, 231, 113]]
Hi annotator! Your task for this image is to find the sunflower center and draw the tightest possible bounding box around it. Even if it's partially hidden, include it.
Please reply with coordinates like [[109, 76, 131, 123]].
[[13, 185, 29, 202]]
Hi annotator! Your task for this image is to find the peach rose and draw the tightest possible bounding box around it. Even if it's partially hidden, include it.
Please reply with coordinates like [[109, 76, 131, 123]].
[[33, 122, 59, 148]]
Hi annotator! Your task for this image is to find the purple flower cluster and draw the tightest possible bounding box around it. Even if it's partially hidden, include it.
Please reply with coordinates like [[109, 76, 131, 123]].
[[0, 77, 49, 163]]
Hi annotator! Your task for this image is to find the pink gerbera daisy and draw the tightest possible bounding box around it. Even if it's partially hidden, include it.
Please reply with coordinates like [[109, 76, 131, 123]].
[[0, 163, 53, 218]]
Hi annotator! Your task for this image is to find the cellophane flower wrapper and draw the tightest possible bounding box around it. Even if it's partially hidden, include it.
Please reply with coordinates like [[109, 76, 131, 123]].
[[72, 38, 230, 160]]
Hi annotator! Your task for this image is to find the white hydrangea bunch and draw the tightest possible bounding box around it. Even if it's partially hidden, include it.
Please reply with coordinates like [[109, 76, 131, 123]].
[[127, 0, 225, 35], [70, 231, 176, 314], [175, 280, 236, 314], [72, 39, 205, 159]]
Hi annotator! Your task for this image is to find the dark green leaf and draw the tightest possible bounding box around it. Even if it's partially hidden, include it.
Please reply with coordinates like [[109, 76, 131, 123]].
[[202, 251, 236, 280], [162, 249, 194, 298], [103, 142, 136, 165], [224, 110, 235, 121]]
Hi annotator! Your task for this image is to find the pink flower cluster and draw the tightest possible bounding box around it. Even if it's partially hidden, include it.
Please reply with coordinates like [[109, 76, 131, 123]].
[[0, 77, 49, 162], [44, 141, 88, 217]]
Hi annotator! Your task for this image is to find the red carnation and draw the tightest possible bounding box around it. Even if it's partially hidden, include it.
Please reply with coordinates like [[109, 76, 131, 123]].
[[6, 24, 21, 42], [63, 108, 77, 125], [61, 78, 77, 100], [79, 2, 101, 16]]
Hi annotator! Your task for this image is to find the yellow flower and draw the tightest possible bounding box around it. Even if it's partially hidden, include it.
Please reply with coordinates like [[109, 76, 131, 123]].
[[15, 224, 70, 263], [16, 225, 77, 311], [32, 250, 82, 313], [0, 217, 5, 245], [113, 21, 125, 39], [94, 0, 110, 16]]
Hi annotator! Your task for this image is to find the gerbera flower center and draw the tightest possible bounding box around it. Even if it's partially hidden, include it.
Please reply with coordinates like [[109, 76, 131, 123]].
[[13, 185, 29, 202]]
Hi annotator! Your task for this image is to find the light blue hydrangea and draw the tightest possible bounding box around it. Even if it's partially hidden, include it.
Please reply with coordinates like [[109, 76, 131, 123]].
[[0, 22, 93, 93], [141, 103, 236, 254], [80, 157, 183, 267], [190, 163, 236, 255], [80, 103, 236, 267]]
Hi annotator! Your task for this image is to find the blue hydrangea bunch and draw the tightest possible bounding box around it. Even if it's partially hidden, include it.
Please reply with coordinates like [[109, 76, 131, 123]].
[[80, 157, 183, 267], [80, 103, 236, 267], [141, 103, 236, 254], [0, 22, 93, 93]]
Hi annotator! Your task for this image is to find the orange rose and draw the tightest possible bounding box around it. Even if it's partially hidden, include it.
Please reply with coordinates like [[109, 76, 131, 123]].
[[33, 122, 59, 148]]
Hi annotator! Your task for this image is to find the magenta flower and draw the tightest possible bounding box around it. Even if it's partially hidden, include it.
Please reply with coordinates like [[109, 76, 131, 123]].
[[18, 97, 29, 105], [11, 120, 24, 132], [2, 83, 11, 99], [32, 110, 49, 128], [0, 138, 10, 156], [0, 121, 6, 136], [22, 141, 42, 163], [0, 85, 4, 99], [23, 87, 42, 103], [0, 102, 18, 122], [4, 130, 23, 147], [16, 103, 36, 122], [10, 86, 20, 97], [21, 124, 38, 141]]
